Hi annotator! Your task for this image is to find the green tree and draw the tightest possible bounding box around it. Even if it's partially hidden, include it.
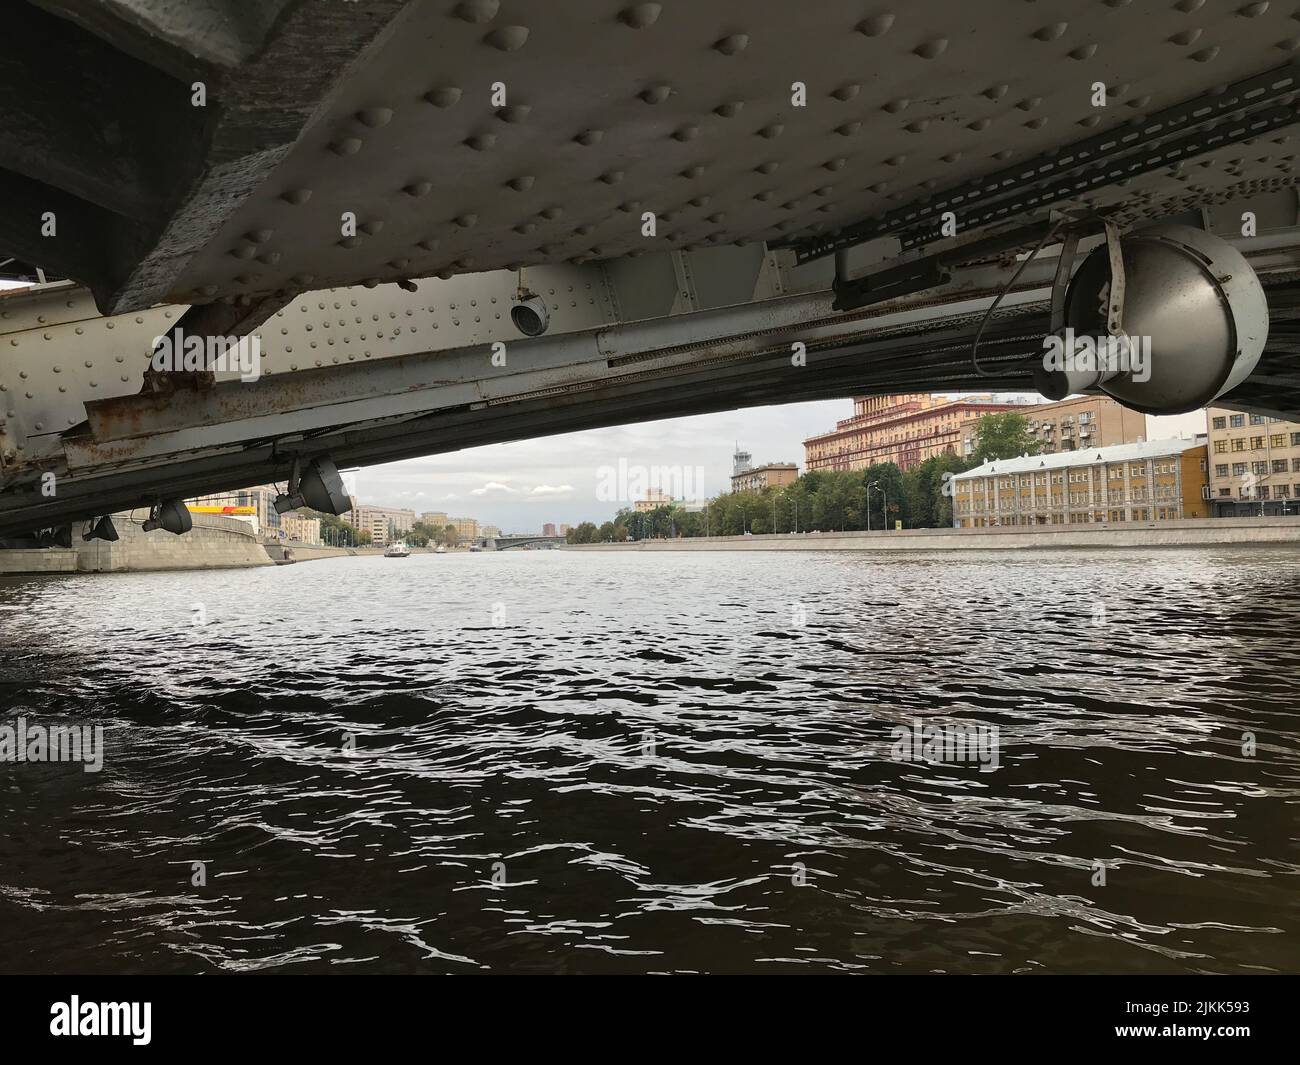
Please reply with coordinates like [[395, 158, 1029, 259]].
[[970, 411, 1041, 464]]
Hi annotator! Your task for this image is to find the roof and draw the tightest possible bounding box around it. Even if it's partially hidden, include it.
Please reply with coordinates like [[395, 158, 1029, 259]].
[[952, 439, 1204, 481]]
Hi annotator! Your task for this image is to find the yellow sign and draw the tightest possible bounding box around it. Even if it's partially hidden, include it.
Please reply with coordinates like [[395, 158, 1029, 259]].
[[187, 505, 256, 515]]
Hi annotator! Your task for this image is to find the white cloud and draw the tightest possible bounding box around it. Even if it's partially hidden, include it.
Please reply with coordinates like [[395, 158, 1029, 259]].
[[529, 484, 573, 496]]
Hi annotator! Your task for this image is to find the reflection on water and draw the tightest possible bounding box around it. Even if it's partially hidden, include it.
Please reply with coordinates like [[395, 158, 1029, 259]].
[[0, 548, 1297, 974]]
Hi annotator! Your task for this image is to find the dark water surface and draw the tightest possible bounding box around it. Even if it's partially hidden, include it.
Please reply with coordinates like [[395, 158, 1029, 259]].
[[0, 548, 1297, 974]]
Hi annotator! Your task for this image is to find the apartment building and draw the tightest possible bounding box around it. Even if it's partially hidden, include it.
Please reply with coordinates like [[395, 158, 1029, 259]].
[[951, 439, 1209, 528], [280, 511, 321, 545], [805, 393, 1150, 473], [1022, 394, 1148, 456], [804, 394, 1029, 472], [1205, 407, 1300, 515], [188, 483, 282, 535], [346, 504, 416, 546], [731, 462, 798, 493]]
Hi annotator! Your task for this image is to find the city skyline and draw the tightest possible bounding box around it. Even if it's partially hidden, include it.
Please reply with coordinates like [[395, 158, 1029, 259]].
[[339, 397, 1207, 529]]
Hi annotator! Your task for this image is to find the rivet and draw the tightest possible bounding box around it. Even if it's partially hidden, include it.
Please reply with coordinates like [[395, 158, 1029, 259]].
[[424, 87, 462, 108], [754, 161, 778, 174], [496, 105, 531, 123], [835, 121, 861, 136], [454, 0, 499, 23], [713, 34, 748, 55], [454, 213, 478, 227], [673, 125, 700, 141], [403, 181, 434, 197], [1169, 28, 1201, 46], [914, 38, 948, 59], [679, 165, 704, 179], [484, 25, 529, 51], [574, 129, 604, 146], [983, 84, 1009, 101], [506, 175, 535, 192], [1033, 23, 1068, 42], [758, 123, 783, 138], [540, 206, 563, 220], [355, 107, 394, 128], [600, 170, 625, 183], [1069, 44, 1097, 61], [831, 84, 860, 102], [714, 101, 743, 117], [359, 220, 384, 236], [331, 137, 363, 156], [465, 133, 497, 151], [857, 13, 895, 37], [640, 84, 671, 104], [618, 3, 662, 29]]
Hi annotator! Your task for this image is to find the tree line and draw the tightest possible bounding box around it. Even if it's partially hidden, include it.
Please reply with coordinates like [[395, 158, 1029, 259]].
[[565, 411, 1041, 543]]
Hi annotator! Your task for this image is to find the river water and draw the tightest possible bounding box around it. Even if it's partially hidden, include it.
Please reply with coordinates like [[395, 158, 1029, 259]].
[[0, 548, 1296, 974]]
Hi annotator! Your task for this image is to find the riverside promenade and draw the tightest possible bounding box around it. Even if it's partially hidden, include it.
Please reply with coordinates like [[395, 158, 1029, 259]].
[[568, 517, 1300, 553]]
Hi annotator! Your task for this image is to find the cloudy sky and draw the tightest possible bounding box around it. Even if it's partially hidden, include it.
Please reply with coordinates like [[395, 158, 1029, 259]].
[[349, 397, 1207, 533]]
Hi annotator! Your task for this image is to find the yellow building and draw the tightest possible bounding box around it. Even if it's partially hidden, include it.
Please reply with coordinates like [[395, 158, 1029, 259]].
[[951, 439, 1209, 528], [634, 488, 674, 512], [1206, 407, 1300, 515], [731, 462, 798, 493]]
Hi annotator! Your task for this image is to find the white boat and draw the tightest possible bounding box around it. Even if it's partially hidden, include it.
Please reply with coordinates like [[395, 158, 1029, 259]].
[[434, 544, 447, 554], [383, 541, 411, 557]]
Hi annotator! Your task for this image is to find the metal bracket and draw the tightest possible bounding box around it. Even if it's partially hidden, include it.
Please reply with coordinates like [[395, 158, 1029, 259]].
[[1103, 220, 1127, 338]]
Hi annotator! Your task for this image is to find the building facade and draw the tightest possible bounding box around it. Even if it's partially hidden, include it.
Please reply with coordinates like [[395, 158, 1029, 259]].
[[188, 483, 282, 535], [346, 504, 416, 546], [731, 462, 798, 493], [449, 517, 478, 539], [951, 439, 1209, 528], [1205, 407, 1300, 515], [803, 394, 1030, 472], [280, 511, 322, 545], [1022, 394, 1149, 456], [634, 488, 674, 512], [421, 511, 450, 529], [542, 523, 557, 537], [804, 393, 1150, 473]]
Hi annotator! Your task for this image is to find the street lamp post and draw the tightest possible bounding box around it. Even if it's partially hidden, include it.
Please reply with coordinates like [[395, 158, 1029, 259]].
[[869, 480, 889, 531]]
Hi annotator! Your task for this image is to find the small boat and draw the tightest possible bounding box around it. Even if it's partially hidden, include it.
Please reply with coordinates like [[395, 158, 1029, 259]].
[[434, 544, 447, 554], [383, 541, 411, 557]]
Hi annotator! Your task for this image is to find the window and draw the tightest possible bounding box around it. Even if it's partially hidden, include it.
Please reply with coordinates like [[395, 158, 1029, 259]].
[[1271, 435, 1286, 448], [1212, 417, 1227, 430], [1259, 486, 1271, 500], [1251, 436, 1265, 450], [1214, 440, 1227, 453], [1233, 439, 1246, 452], [1219, 488, 1231, 497], [1232, 463, 1247, 476], [1291, 432, 1300, 447], [1277, 485, 1291, 498], [1274, 460, 1289, 474], [1215, 464, 1229, 477], [1251, 414, 1265, 425], [1253, 462, 1268, 475], [1230, 414, 1245, 428]]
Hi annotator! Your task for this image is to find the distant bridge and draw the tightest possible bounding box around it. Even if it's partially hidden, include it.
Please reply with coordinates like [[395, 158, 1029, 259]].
[[480, 535, 567, 551]]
